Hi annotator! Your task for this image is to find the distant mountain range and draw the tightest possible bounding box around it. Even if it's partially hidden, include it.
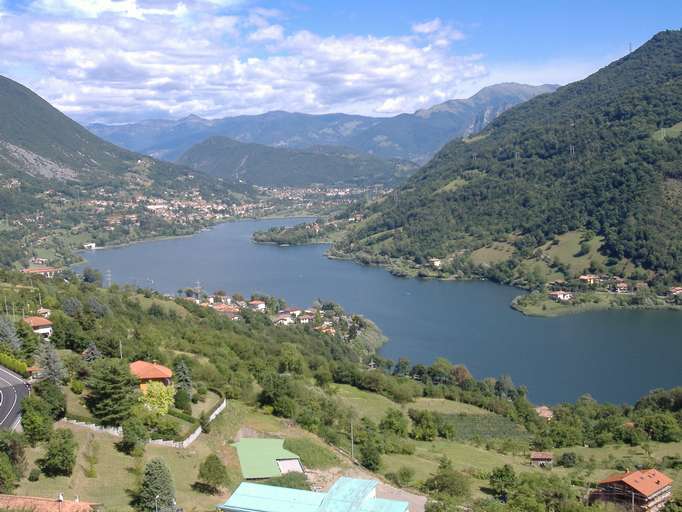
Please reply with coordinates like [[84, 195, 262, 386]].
[[336, 30, 682, 279], [177, 137, 418, 187], [89, 83, 558, 164]]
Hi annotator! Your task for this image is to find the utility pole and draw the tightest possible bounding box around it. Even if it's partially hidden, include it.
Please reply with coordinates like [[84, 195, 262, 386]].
[[119, 339, 123, 360], [350, 420, 354, 462]]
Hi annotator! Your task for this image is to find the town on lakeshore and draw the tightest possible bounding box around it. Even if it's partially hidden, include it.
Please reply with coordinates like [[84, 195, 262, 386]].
[[0, 3, 681, 512]]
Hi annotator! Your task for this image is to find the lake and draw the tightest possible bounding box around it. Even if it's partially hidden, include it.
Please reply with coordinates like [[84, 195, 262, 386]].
[[77, 218, 682, 405]]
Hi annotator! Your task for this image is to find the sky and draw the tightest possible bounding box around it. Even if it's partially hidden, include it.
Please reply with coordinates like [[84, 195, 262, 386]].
[[0, 0, 679, 123]]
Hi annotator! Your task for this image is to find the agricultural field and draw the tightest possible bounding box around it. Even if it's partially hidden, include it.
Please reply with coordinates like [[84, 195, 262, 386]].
[[470, 242, 515, 265]]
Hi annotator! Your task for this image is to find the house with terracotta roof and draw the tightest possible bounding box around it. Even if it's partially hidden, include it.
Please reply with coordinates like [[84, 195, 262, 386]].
[[129, 361, 173, 392], [578, 274, 601, 285], [530, 451, 553, 467], [274, 314, 294, 326], [0, 494, 100, 512], [21, 267, 60, 278], [249, 300, 267, 312], [592, 469, 673, 512], [23, 316, 53, 339], [534, 405, 554, 421]]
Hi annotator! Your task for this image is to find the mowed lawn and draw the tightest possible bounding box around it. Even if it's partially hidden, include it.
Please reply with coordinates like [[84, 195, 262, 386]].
[[15, 402, 345, 511]]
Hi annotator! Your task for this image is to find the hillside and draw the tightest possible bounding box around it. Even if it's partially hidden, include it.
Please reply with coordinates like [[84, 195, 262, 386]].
[[335, 30, 682, 283], [89, 83, 557, 163], [0, 75, 243, 267], [177, 137, 418, 187]]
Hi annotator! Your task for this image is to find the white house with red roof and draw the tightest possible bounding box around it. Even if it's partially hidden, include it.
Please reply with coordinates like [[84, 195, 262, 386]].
[[248, 300, 266, 312], [22, 316, 53, 339], [129, 361, 173, 392]]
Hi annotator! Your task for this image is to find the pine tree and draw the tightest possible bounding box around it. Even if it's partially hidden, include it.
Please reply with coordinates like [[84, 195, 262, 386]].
[[173, 360, 192, 392], [0, 317, 21, 352], [196, 454, 229, 494], [82, 341, 102, 363], [137, 458, 175, 512], [85, 359, 138, 426], [36, 341, 66, 384]]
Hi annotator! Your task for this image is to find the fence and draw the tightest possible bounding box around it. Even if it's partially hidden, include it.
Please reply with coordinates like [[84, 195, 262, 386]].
[[60, 398, 228, 449]]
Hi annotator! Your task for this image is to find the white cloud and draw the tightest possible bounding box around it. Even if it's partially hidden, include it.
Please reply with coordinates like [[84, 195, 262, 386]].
[[0, 3, 607, 124], [248, 24, 284, 41]]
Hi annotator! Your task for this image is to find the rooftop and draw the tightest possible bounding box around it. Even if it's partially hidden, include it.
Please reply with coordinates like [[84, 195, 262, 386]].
[[0, 494, 98, 512], [218, 478, 408, 512], [233, 438, 301, 480], [599, 469, 673, 498], [129, 360, 173, 380], [23, 316, 53, 328]]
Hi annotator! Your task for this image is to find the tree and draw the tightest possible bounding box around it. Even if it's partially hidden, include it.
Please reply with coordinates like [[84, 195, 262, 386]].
[[21, 396, 52, 446], [359, 440, 381, 471], [0, 453, 17, 493], [120, 416, 148, 455], [557, 452, 579, 468], [33, 380, 66, 419], [489, 464, 517, 499], [40, 429, 77, 476], [0, 432, 26, 477], [140, 381, 175, 417], [174, 388, 191, 414], [0, 317, 21, 352], [36, 341, 66, 384], [423, 457, 471, 499], [379, 408, 408, 437], [137, 458, 175, 512], [173, 360, 192, 392], [82, 341, 102, 363], [82, 268, 102, 285], [196, 454, 229, 494], [86, 358, 139, 426]]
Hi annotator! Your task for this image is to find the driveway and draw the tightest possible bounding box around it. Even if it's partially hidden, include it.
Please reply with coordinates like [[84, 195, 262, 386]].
[[0, 366, 29, 430]]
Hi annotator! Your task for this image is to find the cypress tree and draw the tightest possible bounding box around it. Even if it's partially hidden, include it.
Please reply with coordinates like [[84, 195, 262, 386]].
[[85, 359, 138, 426], [137, 458, 175, 512], [173, 360, 192, 392]]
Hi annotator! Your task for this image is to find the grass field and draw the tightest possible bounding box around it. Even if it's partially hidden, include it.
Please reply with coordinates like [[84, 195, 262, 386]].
[[470, 243, 515, 265], [541, 231, 606, 275], [653, 121, 682, 141]]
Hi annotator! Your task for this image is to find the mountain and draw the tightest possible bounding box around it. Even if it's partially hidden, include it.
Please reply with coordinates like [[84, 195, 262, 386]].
[[0, 75, 225, 196], [88, 83, 558, 163], [177, 137, 418, 187], [335, 31, 682, 279]]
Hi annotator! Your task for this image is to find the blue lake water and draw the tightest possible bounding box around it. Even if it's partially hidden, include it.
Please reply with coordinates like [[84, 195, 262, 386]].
[[77, 218, 682, 405]]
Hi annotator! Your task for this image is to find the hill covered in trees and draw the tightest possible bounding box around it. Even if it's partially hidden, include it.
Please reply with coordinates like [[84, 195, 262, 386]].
[[178, 137, 417, 187], [335, 30, 682, 283]]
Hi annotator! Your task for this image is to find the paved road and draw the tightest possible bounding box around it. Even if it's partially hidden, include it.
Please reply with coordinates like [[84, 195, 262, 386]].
[[0, 366, 29, 430]]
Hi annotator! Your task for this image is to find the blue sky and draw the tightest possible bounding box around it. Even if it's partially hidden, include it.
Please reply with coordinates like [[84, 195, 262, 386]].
[[0, 0, 679, 123]]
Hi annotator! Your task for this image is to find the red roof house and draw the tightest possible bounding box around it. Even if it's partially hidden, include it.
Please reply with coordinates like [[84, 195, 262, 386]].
[[23, 316, 53, 339], [129, 361, 173, 391], [593, 469, 673, 512]]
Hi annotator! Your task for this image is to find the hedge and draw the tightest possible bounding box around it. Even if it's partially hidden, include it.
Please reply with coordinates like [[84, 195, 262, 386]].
[[0, 352, 28, 378]]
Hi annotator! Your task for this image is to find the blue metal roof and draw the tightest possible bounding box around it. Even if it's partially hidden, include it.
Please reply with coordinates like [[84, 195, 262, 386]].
[[218, 482, 323, 512], [217, 478, 408, 512]]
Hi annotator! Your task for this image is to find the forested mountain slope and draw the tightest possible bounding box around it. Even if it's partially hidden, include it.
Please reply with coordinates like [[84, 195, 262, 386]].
[[336, 30, 682, 279], [89, 83, 557, 163], [177, 136, 417, 187]]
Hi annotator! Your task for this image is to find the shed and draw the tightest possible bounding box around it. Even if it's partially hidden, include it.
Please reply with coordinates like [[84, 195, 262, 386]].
[[530, 451, 554, 467], [233, 439, 303, 480]]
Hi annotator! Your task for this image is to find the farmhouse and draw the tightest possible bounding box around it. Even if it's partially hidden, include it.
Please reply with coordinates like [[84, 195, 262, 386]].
[[129, 361, 173, 392], [548, 290, 573, 302], [530, 451, 553, 467], [669, 287, 682, 297], [578, 274, 601, 285], [592, 469, 672, 512], [218, 477, 409, 512], [22, 316, 53, 339], [534, 405, 554, 421], [249, 300, 267, 312], [274, 314, 294, 326]]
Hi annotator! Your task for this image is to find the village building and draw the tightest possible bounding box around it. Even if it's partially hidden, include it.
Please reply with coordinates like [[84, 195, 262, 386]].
[[21, 267, 59, 279], [530, 451, 553, 467], [249, 300, 267, 312], [0, 494, 100, 512], [298, 314, 315, 325], [670, 287, 682, 297], [37, 307, 52, 318], [279, 307, 302, 317], [129, 361, 173, 392], [429, 258, 443, 269], [218, 477, 409, 512], [614, 282, 630, 294], [212, 303, 240, 315], [23, 316, 53, 339], [534, 405, 554, 421], [548, 290, 573, 302], [82, 242, 96, 250], [592, 469, 673, 512], [274, 314, 294, 326], [578, 274, 601, 285]]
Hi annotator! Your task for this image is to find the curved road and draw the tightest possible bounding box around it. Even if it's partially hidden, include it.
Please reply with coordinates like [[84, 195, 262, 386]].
[[0, 366, 29, 430]]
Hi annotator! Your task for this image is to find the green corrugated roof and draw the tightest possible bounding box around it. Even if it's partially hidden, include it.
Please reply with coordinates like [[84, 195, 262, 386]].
[[233, 439, 301, 479]]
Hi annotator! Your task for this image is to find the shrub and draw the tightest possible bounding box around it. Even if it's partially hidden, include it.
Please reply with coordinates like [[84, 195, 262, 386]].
[[195, 454, 230, 494], [28, 468, 40, 482], [70, 379, 85, 395], [0, 352, 28, 377], [40, 429, 77, 477]]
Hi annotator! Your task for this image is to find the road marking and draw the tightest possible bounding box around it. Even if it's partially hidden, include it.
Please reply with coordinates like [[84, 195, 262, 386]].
[[0, 368, 22, 428]]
